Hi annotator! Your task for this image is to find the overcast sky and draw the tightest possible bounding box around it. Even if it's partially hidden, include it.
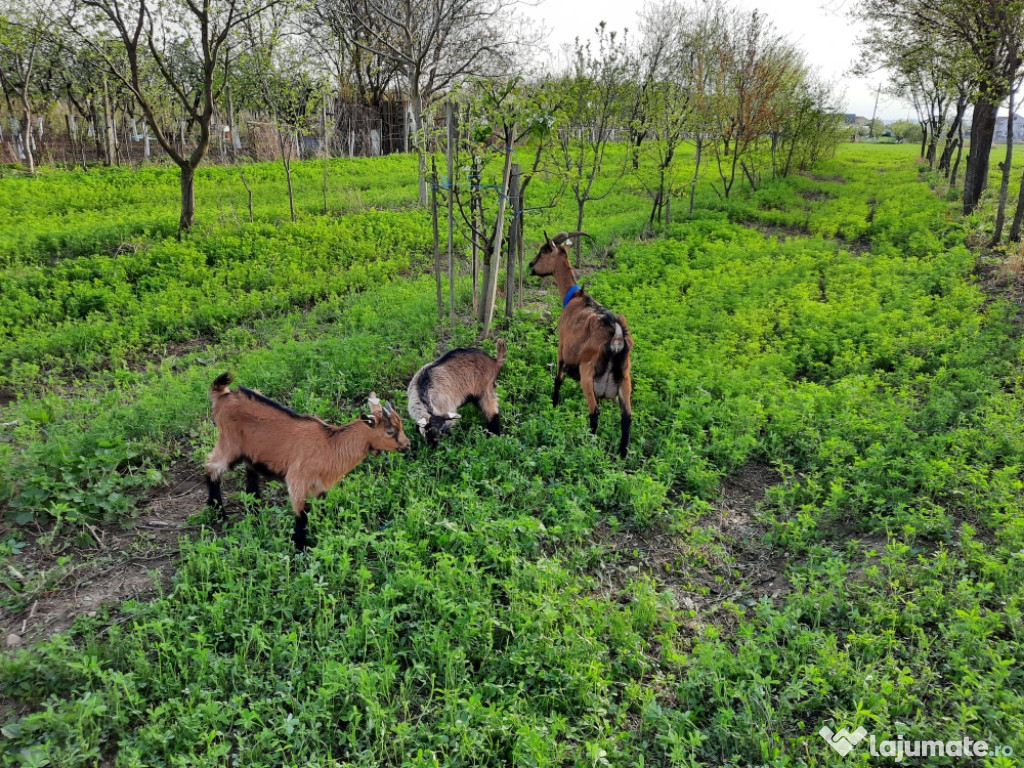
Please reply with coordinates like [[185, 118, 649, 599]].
[[523, 0, 916, 122]]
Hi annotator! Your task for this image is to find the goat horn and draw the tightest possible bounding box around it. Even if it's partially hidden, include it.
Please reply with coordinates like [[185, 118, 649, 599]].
[[552, 231, 592, 245], [383, 400, 395, 414]]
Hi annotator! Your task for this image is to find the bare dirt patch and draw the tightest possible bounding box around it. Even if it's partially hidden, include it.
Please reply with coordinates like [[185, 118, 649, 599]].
[[835, 234, 872, 256], [1, 467, 206, 645], [973, 250, 1024, 310], [800, 190, 837, 202], [742, 221, 810, 241], [590, 462, 790, 631], [798, 172, 846, 184], [127, 336, 218, 374]]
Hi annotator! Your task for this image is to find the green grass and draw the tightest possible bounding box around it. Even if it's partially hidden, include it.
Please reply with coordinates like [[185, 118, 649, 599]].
[[1, 143, 1023, 766]]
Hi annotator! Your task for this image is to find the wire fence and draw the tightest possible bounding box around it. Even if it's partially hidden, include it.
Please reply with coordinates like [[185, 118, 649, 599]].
[[0, 99, 413, 167]]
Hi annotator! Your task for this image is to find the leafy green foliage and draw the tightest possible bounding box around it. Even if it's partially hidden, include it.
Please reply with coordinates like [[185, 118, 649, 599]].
[[1, 144, 1023, 766]]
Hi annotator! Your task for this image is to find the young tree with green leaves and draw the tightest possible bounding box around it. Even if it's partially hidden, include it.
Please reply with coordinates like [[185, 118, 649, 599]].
[[631, 1, 692, 230], [551, 24, 630, 260], [66, 0, 288, 233], [854, 0, 1024, 215]]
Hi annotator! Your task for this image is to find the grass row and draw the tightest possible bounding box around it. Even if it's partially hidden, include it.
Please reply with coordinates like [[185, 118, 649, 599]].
[[0, 143, 1022, 766]]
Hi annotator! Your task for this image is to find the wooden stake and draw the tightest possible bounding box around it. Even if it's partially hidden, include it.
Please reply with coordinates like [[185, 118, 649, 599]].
[[481, 126, 516, 337], [505, 164, 521, 318], [431, 163, 443, 320], [446, 101, 456, 329]]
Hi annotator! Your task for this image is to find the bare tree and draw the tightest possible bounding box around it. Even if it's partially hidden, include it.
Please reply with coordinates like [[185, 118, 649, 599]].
[[319, 0, 524, 205], [65, 0, 285, 232], [308, 0, 399, 116], [0, 0, 58, 174]]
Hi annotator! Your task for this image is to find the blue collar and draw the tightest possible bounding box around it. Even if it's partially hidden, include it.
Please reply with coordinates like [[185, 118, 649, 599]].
[[563, 285, 581, 308]]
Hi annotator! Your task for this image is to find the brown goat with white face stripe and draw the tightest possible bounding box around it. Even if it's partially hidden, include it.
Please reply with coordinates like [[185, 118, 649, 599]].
[[204, 373, 410, 549], [529, 231, 634, 457]]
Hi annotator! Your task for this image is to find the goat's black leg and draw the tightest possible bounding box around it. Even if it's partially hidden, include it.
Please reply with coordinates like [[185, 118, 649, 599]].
[[617, 380, 633, 459], [292, 506, 310, 551], [581, 370, 600, 435], [244, 465, 262, 499], [205, 475, 225, 516], [619, 412, 632, 458], [553, 358, 564, 407]]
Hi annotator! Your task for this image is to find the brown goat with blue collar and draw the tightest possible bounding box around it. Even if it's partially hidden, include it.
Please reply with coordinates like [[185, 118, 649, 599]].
[[204, 373, 410, 549], [530, 231, 633, 457]]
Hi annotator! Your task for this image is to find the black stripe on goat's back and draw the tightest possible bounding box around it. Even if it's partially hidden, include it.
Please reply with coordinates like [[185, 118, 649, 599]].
[[577, 290, 621, 327], [238, 386, 309, 419], [237, 386, 342, 435]]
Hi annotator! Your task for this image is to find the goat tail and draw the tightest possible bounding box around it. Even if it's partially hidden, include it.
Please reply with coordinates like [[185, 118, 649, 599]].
[[609, 323, 625, 354], [210, 371, 234, 398], [495, 338, 507, 367]]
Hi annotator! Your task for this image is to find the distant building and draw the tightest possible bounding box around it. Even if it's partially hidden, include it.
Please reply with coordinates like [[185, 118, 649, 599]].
[[994, 114, 1024, 143]]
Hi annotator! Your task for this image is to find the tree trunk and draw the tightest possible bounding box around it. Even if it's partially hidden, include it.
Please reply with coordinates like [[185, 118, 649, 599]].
[[179, 164, 197, 233], [648, 188, 662, 228], [951, 121, 965, 187], [505, 164, 521, 318], [410, 89, 428, 206], [964, 97, 998, 214], [21, 101, 35, 175], [480, 132, 515, 337], [102, 77, 115, 166], [1007, 167, 1024, 240], [471, 156, 481, 318], [689, 137, 703, 215], [939, 96, 967, 175], [575, 201, 586, 265], [446, 102, 455, 328], [239, 167, 254, 223], [226, 84, 237, 163], [1010, 168, 1024, 241], [431, 165, 442, 320], [992, 91, 1014, 245], [926, 130, 939, 170], [91, 102, 104, 162]]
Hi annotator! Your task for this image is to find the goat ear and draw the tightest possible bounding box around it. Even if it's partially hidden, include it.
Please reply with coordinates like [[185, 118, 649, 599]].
[[367, 392, 383, 417], [417, 417, 428, 427], [360, 414, 377, 427]]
